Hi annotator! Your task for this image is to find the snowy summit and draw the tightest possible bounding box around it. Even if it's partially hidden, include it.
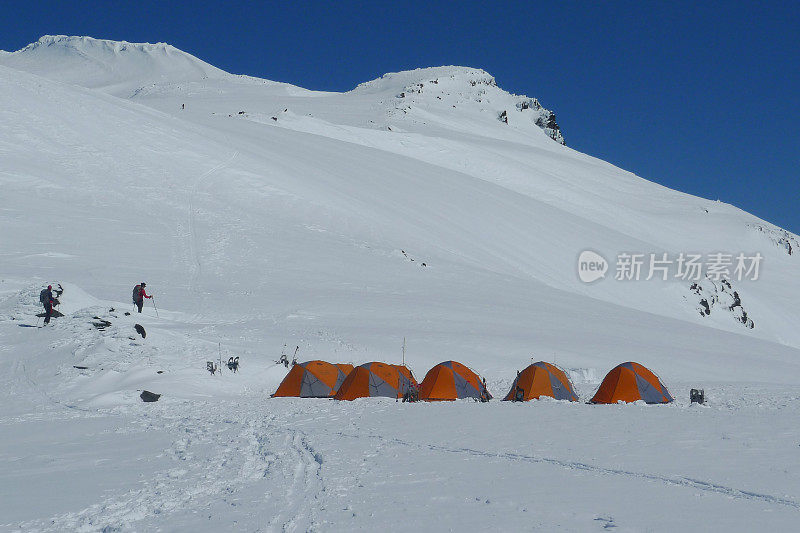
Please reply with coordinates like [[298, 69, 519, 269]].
[[0, 35, 226, 91]]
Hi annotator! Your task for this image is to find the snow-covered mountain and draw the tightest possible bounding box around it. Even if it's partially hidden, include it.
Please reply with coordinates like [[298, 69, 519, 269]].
[[2, 35, 797, 360], [1, 36, 799, 531], [0, 35, 226, 93]]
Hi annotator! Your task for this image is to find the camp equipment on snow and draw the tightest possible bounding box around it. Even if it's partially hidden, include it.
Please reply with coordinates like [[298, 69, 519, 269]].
[[690, 388, 705, 404], [272, 360, 354, 398], [334, 362, 417, 401], [503, 362, 578, 402], [591, 362, 673, 404], [418, 361, 491, 401]]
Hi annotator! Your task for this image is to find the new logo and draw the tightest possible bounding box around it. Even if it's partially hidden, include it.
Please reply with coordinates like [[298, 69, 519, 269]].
[[578, 250, 608, 283]]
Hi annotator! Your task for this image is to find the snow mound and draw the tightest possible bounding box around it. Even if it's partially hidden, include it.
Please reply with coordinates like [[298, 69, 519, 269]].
[[0, 35, 227, 95], [351, 66, 497, 94]]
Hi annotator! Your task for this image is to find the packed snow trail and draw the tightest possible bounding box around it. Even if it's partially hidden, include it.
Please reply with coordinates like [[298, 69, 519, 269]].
[[187, 150, 239, 293], [332, 432, 800, 510], [8, 393, 800, 532]]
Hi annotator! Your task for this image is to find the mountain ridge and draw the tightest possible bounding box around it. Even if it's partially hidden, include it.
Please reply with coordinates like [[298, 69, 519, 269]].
[[0, 34, 226, 92], [0, 35, 565, 144]]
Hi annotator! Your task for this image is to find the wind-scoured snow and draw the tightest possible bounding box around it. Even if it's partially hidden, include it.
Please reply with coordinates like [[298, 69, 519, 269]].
[[0, 35, 227, 95], [1, 36, 799, 531]]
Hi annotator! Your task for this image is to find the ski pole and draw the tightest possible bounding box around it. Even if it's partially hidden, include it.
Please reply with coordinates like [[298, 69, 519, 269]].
[[152, 296, 159, 318], [35, 315, 41, 328]]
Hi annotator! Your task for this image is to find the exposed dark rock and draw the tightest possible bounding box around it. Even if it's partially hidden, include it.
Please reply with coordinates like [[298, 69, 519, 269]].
[[91, 317, 112, 330], [401, 249, 429, 268], [140, 390, 161, 402], [749, 224, 797, 256], [534, 111, 564, 144], [688, 278, 754, 328]]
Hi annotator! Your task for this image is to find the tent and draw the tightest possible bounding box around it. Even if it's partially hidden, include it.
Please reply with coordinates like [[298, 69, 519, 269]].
[[503, 361, 578, 402], [333, 362, 417, 400], [418, 361, 490, 401], [590, 362, 673, 404], [272, 360, 354, 398]]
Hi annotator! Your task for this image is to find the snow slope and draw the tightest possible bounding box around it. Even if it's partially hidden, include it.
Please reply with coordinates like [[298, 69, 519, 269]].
[[1, 36, 799, 531], [0, 35, 226, 95]]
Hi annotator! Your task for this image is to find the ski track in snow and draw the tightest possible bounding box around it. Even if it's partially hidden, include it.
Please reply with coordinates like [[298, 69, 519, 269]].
[[499, 447, 800, 510], [187, 150, 238, 292], [331, 430, 800, 511], [265, 431, 325, 533], [7, 394, 800, 531], [15, 407, 324, 533]]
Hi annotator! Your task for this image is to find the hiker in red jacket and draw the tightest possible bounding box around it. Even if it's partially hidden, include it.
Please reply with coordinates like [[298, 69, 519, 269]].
[[40, 285, 55, 324], [132, 282, 152, 313]]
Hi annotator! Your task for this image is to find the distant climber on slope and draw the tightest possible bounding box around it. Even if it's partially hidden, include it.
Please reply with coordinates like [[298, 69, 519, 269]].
[[39, 284, 58, 324], [132, 282, 152, 313]]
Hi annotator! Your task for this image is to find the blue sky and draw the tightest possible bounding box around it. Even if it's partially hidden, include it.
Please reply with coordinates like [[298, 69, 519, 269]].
[[3, 1, 798, 233]]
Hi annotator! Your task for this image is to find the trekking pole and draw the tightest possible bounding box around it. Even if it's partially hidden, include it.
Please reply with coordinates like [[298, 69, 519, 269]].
[[152, 296, 159, 318]]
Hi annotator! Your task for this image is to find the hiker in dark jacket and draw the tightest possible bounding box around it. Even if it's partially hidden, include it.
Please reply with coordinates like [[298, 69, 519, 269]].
[[39, 285, 55, 324], [132, 282, 152, 313]]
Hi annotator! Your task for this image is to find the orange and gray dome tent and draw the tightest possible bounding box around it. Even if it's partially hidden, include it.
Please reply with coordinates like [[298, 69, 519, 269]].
[[419, 361, 490, 401], [333, 362, 418, 400], [272, 361, 354, 398], [590, 362, 673, 404], [503, 361, 578, 402]]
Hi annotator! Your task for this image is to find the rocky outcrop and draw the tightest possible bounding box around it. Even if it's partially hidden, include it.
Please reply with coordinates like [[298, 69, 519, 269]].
[[364, 67, 566, 145], [749, 223, 797, 256], [517, 98, 564, 144], [688, 278, 754, 329]]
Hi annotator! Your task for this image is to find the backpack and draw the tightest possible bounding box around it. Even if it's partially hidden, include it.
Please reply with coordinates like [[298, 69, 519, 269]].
[[132, 284, 142, 303], [39, 288, 49, 305]]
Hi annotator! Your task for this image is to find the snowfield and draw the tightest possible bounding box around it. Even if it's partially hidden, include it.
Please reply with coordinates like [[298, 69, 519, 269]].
[[1, 36, 799, 531]]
